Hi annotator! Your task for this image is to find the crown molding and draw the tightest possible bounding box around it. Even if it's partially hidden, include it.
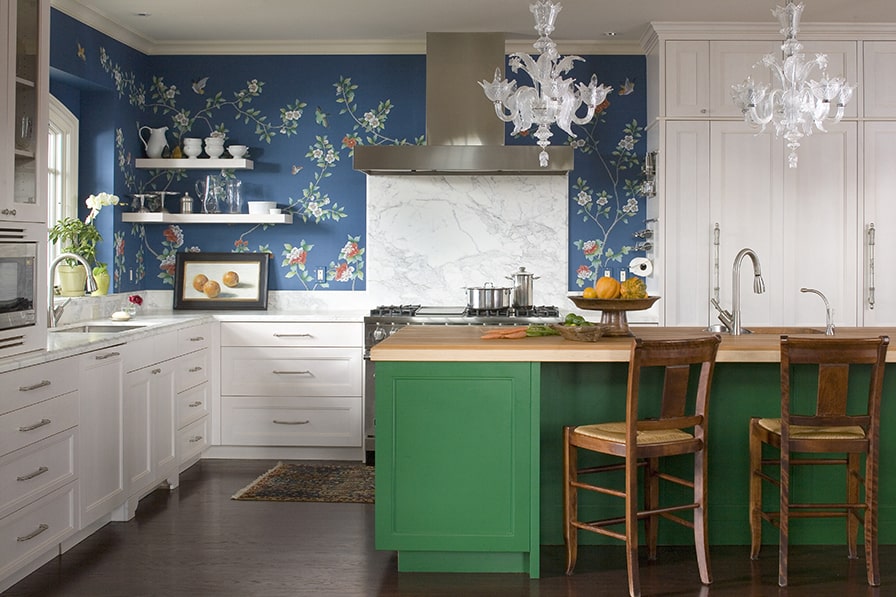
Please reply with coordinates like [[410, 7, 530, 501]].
[[52, 0, 154, 54]]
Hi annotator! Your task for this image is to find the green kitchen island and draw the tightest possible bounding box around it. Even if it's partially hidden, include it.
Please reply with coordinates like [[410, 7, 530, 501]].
[[371, 325, 896, 578]]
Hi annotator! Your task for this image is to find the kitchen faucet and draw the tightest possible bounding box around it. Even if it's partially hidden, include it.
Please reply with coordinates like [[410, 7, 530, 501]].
[[730, 248, 765, 335], [800, 287, 835, 335], [48, 253, 98, 327]]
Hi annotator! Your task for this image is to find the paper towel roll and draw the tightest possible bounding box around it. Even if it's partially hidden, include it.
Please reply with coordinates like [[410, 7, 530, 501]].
[[629, 257, 653, 277]]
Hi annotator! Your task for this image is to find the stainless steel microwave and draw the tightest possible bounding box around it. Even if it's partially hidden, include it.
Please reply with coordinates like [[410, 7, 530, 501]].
[[0, 225, 42, 355]]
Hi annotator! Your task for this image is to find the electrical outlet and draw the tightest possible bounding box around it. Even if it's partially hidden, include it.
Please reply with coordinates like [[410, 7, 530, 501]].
[[315, 266, 326, 282]]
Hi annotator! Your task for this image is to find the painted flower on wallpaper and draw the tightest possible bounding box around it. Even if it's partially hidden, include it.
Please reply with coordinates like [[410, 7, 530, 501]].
[[335, 76, 424, 150], [570, 119, 646, 286], [113, 232, 126, 288], [281, 241, 329, 290], [282, 136, 347, 224], [155, 224, 185, 285], [327, 235, 364, 289]]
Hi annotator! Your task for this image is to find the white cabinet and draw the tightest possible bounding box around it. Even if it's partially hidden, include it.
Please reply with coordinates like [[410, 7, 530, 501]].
[[174, 323, 211, 471], [77, 347, 125, 529], [0, 356, 78, 590], [663, 39, 858, 120], [116, 332, 178, 521], [861, 122, 896, 325], [218, 321, 363, 458], [863, 42, 896, 117], [1, 0, 49, 222]]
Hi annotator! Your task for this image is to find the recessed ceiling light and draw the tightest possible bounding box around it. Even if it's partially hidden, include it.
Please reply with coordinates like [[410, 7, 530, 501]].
[[135, 12, 151, 17], [604, 32, 617, 37]]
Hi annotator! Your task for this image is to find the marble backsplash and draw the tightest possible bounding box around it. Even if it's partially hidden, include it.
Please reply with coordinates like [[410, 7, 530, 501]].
[[365, 174, 569, 309]]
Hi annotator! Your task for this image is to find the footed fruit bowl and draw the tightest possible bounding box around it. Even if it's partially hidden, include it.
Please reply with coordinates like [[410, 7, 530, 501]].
[[566, 295, 661, 336]]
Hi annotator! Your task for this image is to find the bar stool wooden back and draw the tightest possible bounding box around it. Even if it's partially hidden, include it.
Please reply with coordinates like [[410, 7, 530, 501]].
[[749, 335, 889, 587], [563, 334, 722, 597]]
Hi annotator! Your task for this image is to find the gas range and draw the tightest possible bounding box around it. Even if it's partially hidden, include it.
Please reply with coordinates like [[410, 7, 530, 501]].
[[364, 304, 561, 349]]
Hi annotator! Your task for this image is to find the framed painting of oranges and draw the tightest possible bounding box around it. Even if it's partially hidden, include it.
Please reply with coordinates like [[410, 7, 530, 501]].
[[173, 252, 270, 310]]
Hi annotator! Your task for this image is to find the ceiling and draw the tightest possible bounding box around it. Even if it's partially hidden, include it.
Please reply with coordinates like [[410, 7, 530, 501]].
[[52, 0, 896, 55]]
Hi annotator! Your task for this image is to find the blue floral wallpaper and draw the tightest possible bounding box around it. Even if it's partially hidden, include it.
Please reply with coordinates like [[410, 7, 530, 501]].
[[49, 9, 647, 296]]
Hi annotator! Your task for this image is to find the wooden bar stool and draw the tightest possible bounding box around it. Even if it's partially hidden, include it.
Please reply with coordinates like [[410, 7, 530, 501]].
[[563, 335, 722, 597], [749, 335, 889, 587]]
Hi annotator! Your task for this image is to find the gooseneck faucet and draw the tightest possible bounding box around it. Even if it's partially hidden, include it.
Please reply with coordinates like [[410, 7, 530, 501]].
[[48, 253, 98, 327], [800, 287, 835, 335], [731, 248, 766, 335]]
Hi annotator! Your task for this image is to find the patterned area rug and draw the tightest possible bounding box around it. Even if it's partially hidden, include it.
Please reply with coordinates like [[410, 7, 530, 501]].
[[231, 462, 375, 503]]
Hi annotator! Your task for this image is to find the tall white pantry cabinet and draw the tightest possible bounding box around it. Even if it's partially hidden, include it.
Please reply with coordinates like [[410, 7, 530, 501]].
[[643, 24, 896, 327]]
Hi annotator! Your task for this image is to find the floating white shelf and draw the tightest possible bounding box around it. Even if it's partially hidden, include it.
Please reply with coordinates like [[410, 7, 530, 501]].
[[121, 212, 292, 224], [135, 158, 254, 170]]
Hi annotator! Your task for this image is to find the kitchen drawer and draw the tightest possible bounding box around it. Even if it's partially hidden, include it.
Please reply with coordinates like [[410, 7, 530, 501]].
[[177, 323, 212, 355], [220, 347, 362, 397], [175, 349, 209, 394], [0, 429, 77, 520], [221, 396, 361, 447], [123, 330, 178, 373], [0, 482, 77, 581], [0, 392, 78, 458], [177, 383, 209, 429], [178, 415, 208, 467], [0, 358, 77, 416], [220, 322, 361, 347]]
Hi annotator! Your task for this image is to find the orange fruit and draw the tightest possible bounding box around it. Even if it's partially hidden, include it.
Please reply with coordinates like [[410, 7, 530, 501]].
[[203, 280, 221, 298], [595, 276, 621, 299], [582, 286, 598, 299], [192, 274, 208, 292], [222, 271, 239, 287]]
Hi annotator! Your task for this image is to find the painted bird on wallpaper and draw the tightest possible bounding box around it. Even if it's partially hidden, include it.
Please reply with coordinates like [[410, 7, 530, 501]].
[[76, 42, 86, 61], [618, 77, 635, 96], [192, 76, 209, 94]]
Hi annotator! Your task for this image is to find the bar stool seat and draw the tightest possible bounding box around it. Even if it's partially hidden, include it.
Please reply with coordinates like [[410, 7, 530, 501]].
[[564, 335, 722, 597]]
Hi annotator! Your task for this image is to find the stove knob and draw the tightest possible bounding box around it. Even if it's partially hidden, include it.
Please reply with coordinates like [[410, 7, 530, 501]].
[[372, 325, 387, 342], [388, 323, 400, 336]]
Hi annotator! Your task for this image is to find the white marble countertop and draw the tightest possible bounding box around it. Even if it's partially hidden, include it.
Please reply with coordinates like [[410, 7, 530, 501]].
[[0, 307, 367, 375]]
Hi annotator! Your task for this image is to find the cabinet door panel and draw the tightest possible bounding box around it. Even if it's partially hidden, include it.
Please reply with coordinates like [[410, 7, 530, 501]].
[[221, 347, 362, 396], [710, 121, 784, 326], [781, 122, 858, 327], [864, 42, 896, 118], [862, 122, 896, 325], [709, 41, 776, 118], [665, 41, 709, 117]]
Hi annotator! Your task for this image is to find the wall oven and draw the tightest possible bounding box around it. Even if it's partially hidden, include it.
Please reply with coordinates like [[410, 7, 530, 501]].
[[0, 225, 44, 357]]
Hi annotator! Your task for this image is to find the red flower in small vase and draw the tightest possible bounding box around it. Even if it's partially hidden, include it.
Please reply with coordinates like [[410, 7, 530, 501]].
[[128, 295, 143, 306]]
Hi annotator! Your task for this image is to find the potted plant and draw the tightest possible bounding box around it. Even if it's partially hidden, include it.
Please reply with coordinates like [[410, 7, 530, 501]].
[[48, 192, 118, 296]]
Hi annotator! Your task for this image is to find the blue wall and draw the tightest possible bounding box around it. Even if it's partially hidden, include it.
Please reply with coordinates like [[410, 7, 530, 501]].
[[49, 9, 647, 296]]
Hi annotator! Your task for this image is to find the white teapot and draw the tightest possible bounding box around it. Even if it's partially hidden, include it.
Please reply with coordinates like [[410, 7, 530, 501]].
[[139, 126, 169, 159]]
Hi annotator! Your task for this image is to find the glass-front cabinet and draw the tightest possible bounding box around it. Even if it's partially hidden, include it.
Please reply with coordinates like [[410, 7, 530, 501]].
[[1, 0, 47, 223]]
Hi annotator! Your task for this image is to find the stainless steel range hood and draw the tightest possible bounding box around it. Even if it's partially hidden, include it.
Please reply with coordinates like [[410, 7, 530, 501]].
[[353, 33, 573, 175]]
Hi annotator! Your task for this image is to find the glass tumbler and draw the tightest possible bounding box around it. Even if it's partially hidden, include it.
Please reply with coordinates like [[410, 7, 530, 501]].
[[226, 179, 243, 214]]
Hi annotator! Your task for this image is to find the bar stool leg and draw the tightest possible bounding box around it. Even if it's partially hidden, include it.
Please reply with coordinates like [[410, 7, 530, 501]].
[[865, 451, 880, 586], [694, 448, 712, 585], [625, 452, 640, 597], [645, 457, 659, 561], [778, 450, 790, 587], [748, 418, 762, 559], [846, 453, 860, 559], [563, 426, 578, 575]]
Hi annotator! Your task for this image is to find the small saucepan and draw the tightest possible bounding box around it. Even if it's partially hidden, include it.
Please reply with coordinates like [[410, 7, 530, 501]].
[[464, 282, 512, 310]]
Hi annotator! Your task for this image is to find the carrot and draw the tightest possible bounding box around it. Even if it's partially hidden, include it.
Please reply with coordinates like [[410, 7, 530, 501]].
[[481, 326, 529, 340]]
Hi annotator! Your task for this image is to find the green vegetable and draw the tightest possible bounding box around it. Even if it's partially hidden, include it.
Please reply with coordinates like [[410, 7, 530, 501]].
[[526, 324, 560, 337], [563, 313, 588, 326]]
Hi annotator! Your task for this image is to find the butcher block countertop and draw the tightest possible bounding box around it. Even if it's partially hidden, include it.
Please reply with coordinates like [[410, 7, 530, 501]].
[[370, 325, 896, 363]]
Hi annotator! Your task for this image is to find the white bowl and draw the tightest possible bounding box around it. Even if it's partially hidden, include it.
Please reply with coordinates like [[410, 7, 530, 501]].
[[247, 201, 276, 214], [205, 144, 225, 159], [228, 145, 248, 158], [183, 144, 202, 159]]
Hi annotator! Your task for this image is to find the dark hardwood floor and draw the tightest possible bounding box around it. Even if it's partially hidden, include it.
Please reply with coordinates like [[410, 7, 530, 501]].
[[3, 459, 892, 596]]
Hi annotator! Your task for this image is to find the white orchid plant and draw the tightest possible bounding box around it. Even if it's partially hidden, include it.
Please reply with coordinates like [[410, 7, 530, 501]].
[[84, 192, 119, 274]]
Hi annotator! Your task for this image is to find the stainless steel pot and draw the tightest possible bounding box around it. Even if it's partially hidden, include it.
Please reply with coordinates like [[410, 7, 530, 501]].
[[464, 282, 512, 309], [507, 267, 539, 308]]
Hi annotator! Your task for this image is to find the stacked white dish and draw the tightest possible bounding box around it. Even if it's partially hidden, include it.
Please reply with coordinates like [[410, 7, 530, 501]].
[[183, 137, 202, 159], [247, 201, 276, 214], [204, 136, 225, 159]]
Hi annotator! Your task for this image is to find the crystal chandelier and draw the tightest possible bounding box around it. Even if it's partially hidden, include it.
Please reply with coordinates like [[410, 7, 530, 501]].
[[731, 1, 854, 168], [479, 1, 612, 167]]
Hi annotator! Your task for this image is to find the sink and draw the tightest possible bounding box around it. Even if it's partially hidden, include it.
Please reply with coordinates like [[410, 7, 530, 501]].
[[51, 324, 147, 334], [740, 326, 824, 335]]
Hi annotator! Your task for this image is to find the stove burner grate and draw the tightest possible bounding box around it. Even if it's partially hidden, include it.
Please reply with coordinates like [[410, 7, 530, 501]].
[[370, 304, 420, 316]]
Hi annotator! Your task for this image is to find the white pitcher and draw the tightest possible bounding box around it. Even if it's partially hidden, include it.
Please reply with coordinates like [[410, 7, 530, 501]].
[[139, 126, 169, 159]]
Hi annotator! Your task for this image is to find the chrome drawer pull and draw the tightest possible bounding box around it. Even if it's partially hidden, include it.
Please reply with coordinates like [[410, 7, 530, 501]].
[[95, 351, 121, 360], [188, 401, 203, 408], [272, 370, 312, 375], [17, 523, 49, 542], [151, 368, 162, 375], [17, 466, 49, 481], [189, 336, 205, 342], [19, 418, 51, 432], [19, 380, 51, 392], [273, 419, 310, 425], [188, 366, 203, 373], [189, 435, 204, 443], [273, 333, 313, 338]]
